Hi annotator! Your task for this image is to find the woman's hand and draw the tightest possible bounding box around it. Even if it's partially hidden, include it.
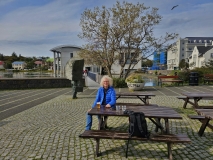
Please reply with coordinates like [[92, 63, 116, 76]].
[[105, 104, 111, 108]]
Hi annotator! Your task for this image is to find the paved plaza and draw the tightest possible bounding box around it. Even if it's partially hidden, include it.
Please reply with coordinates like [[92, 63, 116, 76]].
[[0, 86, 213, 159]]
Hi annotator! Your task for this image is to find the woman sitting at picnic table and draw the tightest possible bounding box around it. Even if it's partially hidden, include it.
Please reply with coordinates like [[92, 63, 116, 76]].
[[85, 75, 116, 130]]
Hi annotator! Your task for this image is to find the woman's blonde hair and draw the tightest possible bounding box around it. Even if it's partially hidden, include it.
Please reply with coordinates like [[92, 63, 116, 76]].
[[100, 75, 113, 87]]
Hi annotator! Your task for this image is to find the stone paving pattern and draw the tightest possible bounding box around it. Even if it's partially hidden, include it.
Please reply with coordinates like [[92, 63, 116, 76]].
[[0, 92, 213, 159]]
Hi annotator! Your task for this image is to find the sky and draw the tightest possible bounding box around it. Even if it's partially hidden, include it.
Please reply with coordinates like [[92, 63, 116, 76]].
[[0, 0, 213, 58]]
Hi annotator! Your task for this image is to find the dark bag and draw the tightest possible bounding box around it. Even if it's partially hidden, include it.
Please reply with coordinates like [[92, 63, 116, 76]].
[[124, 110, 150, 158]]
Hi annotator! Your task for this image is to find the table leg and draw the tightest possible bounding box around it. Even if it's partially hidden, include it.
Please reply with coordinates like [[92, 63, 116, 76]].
[[95, 138, 100, 157], [198, 118, 210, 136], [183, 98, 189, 109], [98, 116, 104, 130], [167, 142, 172, 160], [145, 96, 149, 105], [154, 118, 161, 132], [149, 118, 164, 133], [164, 118, 169, 134], [194, 98, 199, 108], [136, 96, 145, 104]]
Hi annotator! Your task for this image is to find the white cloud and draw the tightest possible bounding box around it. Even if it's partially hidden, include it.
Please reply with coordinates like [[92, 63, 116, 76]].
[[0, 0, 213, 57]]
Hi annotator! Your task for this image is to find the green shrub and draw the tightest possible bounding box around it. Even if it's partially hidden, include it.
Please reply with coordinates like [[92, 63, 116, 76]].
[[125, 73, 144, 83], [178, 67, 213, 83], [178, 71, 190, 82], [113, 77, 127, 88]]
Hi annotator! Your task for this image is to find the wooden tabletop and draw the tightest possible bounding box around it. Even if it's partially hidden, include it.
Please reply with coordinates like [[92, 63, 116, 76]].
[[88, 105, 182, 119], [116, 92, 155, 96], [195, 109, 213, 120], [181, 92, 213, 98]]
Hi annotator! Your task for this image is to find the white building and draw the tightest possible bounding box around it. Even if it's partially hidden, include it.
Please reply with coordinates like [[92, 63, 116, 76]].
[[167, 37, 213, 70], [50, 45, 82, 77], [188, 46, 213, 69], [50, 45, 142, 77], [12, 61, 26, 70]]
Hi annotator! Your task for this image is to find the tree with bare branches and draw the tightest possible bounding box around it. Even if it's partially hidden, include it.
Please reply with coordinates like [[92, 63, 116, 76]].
[[78, 1, 178, 78]]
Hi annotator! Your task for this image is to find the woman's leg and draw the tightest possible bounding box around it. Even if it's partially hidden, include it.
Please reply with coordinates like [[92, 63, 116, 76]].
[[85, 113, 92, 130], [104, 116, 108, 128]]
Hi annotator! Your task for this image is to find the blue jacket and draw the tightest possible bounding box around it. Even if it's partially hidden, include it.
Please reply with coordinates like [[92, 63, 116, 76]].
[[92, 86, 116, 108]]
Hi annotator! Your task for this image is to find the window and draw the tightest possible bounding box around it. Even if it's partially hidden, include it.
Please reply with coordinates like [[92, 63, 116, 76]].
[[188, 40, 191, 43], [182, 54, 184, 57], [70, 53, 73, 58], [188, 48, 192, 50], [182, 48, 184, 51], [204, 40, 207, 43], [194, 40, 196, 43], [199, 40, 202, 43]]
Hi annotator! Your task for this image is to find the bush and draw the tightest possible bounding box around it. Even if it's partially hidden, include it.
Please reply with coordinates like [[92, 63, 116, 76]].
[[178, 71, 190, 82], [125, 73, 144, 83], [178, 67, 213, 83], [113, 77, 127, 88]]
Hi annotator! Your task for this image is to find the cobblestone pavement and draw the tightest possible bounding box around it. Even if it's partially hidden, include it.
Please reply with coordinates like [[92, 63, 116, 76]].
[[0, 87, 213, 159]]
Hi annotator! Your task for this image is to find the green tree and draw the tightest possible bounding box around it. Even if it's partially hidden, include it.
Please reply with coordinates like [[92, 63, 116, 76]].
[[142, 59, 153, 67], [78, 1, 178, 78], [26, 61, 35, 69], [0, 53, 4, 60], [179, 59, 189, 69], [205, 60, 213, 69], [3, 61, 12, 69]]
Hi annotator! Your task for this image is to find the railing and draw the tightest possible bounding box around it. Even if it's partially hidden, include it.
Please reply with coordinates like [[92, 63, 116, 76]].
[[88, 72, 96, 82]]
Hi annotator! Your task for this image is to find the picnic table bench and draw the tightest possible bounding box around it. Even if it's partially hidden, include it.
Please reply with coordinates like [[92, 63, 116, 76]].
[[79, 130, 191, 160], [158, 76, 184, 87], [80, 105, 191, 160], [203, 74, 213, 84]]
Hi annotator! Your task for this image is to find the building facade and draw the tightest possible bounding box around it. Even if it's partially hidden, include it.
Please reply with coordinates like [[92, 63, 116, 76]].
[[50, 45, 142, 77], [167, 37, 213, 70], [12, 61, 26, 70], [50, 45, 82, 77], [188, 46, 213, 69], [151, 51, 167, 70]]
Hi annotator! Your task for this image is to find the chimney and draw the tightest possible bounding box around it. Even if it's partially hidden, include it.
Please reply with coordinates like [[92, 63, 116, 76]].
[[205, 43, 207, 47]]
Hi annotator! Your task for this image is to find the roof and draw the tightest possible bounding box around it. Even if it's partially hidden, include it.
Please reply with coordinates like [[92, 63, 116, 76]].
[[12, 61, 25, 64], [50, 45, 81, 52], [197, 46, 213, 57], [34, 61, 43, 65], [184, 37, 213, 43]]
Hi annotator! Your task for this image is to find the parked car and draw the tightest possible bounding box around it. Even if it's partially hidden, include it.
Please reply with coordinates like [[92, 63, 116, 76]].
[[141, 67, 148, 73]]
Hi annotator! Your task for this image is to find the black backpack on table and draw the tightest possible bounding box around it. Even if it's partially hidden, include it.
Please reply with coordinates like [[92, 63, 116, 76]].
[[124, 110, 150, 158]]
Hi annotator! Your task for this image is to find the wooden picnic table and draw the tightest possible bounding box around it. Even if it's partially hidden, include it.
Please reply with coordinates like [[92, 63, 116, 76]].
[[180, 92, 213, 108], [116, 92, 155, 104], [80, 105, 190, 160], [195, 109, 213, 136], [88, 105, 182, 134]]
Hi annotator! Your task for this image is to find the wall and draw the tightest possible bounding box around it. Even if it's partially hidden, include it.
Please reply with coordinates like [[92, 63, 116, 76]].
[[0, 78, 72, 90]]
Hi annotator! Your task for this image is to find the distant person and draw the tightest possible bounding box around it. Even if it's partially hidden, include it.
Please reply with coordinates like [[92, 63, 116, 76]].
[[83, 69, 88, 76], [85, 75, 116, 130]]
